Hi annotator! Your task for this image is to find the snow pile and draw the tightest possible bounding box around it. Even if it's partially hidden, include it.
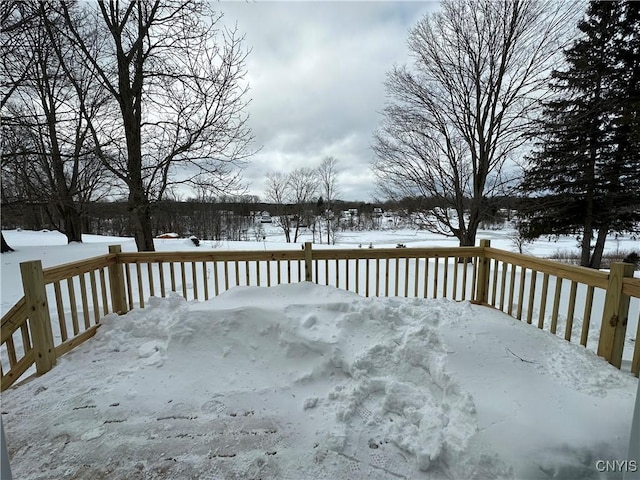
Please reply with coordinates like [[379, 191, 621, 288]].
[[2, 282, 637, 479]]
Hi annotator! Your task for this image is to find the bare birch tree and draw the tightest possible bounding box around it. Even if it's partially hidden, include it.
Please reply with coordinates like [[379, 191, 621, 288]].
[[265, 168, 317, 243], [265, 171, 292, 243], [316, 156, 339, 244], [288, 168, 318, 243], [372, 0, 580, 246]]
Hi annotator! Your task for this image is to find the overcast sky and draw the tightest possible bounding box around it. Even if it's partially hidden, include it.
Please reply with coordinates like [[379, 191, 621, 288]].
[[216, 1, 439, 202]]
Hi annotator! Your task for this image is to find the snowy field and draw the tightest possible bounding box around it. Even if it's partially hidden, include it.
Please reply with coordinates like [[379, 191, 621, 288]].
[[1, 228, 639, 479]]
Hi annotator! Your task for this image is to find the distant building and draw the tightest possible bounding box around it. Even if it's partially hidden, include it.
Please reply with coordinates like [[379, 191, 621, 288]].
[[259, 211, 272, 223]]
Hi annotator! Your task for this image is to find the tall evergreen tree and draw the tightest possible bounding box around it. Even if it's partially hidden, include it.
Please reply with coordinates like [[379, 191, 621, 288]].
[[520, 1, 640, 268]]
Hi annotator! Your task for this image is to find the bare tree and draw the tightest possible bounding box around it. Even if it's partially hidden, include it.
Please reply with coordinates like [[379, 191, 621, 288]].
[[2, 3, 112, 243], [316, 156, 339, 244], [264, 168, 317, 243], [1, 1, 39, 251], [372, 0, 580, 246], [54, 0, 255, 251], [288, 168, 318, 243], [265, 172, 292, 243]]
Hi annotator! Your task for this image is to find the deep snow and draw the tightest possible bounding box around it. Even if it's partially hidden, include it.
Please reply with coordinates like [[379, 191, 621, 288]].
[[1, 228, 639, 479]]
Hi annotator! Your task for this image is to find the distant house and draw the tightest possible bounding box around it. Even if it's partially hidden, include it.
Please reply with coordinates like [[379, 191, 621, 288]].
[[260, 211, 272, 223], [156, 232, 179, 239]]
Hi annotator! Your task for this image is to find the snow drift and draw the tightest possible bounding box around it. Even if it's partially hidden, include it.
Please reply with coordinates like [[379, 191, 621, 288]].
[[1, 282, 636, 479]]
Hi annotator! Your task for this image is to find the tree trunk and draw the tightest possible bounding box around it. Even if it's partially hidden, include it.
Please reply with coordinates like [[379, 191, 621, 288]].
[[580, 228, 593, 267], [581, 78, 600, 267], [1, 234, 14, 253], [43, 87, 84, 244], [455, 230, 476, 263], [59, 204, 83, 243], [293, 222, 300, 243], [326, 218, 330, 245], [589, 227, 608, 269], [278, 215, 291, 243], [129, 194, 155, 251], [459, 233, 475, 247], [460, 213, 479, 247]]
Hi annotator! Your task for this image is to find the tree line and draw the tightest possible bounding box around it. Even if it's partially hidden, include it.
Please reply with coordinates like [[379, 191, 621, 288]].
[[0, 196, 408, 242], [1, 189, 524, 238]]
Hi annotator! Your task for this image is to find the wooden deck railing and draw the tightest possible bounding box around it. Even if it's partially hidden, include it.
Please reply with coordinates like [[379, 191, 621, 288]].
[[1, 241, 638, 391]]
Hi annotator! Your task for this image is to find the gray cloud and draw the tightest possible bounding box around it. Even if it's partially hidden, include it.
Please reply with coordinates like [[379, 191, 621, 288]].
[[218, 1, 438, 201]]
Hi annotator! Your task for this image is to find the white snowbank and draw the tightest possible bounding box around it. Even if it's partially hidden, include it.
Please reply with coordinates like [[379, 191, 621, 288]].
[[2, 282, 636, 479]]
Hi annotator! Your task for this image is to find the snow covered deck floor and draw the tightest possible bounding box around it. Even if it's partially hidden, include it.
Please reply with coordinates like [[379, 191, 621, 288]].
[[2, 283, 636, 479]]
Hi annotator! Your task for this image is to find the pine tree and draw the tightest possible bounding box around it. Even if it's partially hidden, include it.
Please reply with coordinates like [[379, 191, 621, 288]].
[[605, 2, 640, 236], [520, 1, 640, 268]]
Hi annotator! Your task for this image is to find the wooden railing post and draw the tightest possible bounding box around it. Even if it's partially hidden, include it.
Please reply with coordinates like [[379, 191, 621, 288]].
[[304, 242, 313, 282], [20, 260, 56, 375], [474, 239, 491, 304], [597, 262, 634, 368], [108, 245, 127, 314]]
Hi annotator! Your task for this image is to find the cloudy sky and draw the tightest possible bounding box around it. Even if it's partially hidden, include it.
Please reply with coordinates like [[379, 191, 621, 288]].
[[216, 1, 439, 202]]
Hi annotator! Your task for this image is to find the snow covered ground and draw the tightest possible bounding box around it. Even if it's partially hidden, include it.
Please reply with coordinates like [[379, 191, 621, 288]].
[[1, 228, 639, 479]]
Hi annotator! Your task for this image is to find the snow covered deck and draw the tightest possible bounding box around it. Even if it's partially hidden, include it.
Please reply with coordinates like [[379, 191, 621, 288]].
[[2, 282, 636, 479]]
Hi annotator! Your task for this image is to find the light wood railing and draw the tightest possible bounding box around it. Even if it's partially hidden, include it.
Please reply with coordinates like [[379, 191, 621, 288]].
[[1, 241, 638, 391], [1, 249, 120, 390], [481, 245, 639, 372]]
